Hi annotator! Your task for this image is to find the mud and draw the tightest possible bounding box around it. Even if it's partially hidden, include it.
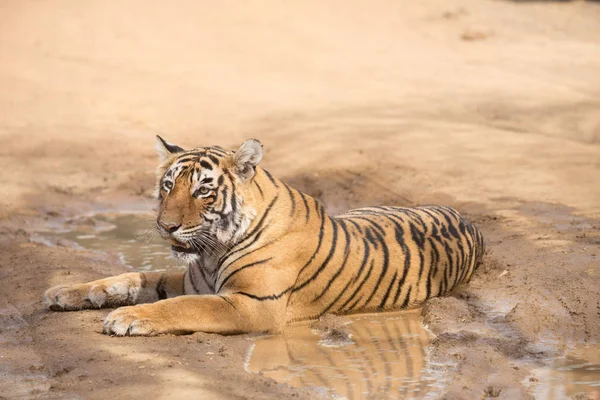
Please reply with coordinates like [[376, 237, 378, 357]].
[[1, 0, 600, 398]]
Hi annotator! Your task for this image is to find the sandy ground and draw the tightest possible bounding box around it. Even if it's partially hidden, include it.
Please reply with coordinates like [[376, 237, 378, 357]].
[[1, 0, 599, 398]]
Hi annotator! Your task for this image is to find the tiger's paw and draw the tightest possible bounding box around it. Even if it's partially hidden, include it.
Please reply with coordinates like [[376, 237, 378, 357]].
[[44, 283, 107, 311], [103, 304, 166, 336], [44, 274, 142, 311]]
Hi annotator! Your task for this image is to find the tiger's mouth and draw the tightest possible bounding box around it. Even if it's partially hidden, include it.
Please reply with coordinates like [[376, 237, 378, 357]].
[[171, 245, 196, 254], [168, 238, 196, 254]]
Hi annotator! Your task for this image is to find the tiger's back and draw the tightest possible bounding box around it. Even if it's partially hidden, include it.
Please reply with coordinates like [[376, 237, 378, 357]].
[[286, 204, 485, 322]]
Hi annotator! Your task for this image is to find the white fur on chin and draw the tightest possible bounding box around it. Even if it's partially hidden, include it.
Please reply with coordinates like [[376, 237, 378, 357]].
[[171, 250, 201, 265]]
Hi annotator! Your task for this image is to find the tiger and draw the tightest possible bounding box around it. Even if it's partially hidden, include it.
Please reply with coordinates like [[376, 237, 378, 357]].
[[44, 136, 485, 336]]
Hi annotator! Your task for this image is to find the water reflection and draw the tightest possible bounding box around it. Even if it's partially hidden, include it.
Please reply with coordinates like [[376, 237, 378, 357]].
[[532, 343, 600, 400], [246, 310, 448, 400]]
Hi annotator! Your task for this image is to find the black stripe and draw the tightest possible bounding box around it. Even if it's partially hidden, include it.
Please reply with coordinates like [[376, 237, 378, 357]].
[[298, 191, 311, 223], [383, 214, 411, 306], [362, 227, 390, 308], [352, 238, 371, 284], [217, 258, 273, 292], [283, 183, 297, 217], [208, 147, 228, 155], [296, 209, 328, 276], [378, 271, 398, 310], [319, 279, 353, 316], [427, 238, 439, 297], [402, 208, 427, 229], [229, 183, 237, 216], [218, 232, 273, 277], [219, 186, 229, 213], [206, 154, 220, 165], [461, 224, 474, 280], [441, 259, 449, 295], [440, 211, 468, 288], [346, 219, 363, 234], [339, 259, 375, 312], [319, 238, 369, 315], [409, 221, 425, 248], [364, 227, 379, 250], [253, 180, 264, 198], [430, 224, 445, 245], [200, 160, 213, 170], [218, 295, 238, 311], [293, 219, 339, 292], [234, 287, 292, 301], [400, 286, 412, 308], [157, 273, 168, 299], [346, 295, 363, 312], [219, 195, 279, 265], [442, 241, 454, 294], [454, 237, 468, 286], [312, 220, 351, 302], [175, 156, 199, 164], [409, 223, 426, 284], [352, 217, 386, 237], [263, 169, 279, 188], [419, 207, 441, 226]]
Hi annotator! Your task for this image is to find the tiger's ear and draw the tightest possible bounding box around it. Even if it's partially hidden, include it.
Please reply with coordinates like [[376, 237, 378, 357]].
[[233, 139, 263, 181], [155, 135, 184, 162]]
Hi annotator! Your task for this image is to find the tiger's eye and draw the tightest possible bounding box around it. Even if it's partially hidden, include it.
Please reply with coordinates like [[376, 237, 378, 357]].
[[163, 181, 173, 191], [195, 187, 210, 196]]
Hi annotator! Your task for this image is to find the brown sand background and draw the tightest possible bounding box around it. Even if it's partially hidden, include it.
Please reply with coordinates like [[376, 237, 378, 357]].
[[1, 0, 599, 398]]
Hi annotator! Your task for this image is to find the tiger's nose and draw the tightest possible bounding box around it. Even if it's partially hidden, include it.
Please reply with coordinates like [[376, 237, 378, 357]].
[[160, 222, 181, 233]]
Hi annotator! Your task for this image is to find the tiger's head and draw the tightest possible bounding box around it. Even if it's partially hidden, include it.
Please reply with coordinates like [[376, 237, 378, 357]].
[[154, 136, 262, 263]]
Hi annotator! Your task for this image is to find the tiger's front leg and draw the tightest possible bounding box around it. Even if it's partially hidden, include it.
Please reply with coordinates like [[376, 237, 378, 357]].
[[102, 294, 282, 336], [43, 271, 185, 311]]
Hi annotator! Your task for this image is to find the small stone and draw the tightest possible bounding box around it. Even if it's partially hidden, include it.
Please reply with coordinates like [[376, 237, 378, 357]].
[[485, 386, 501, 397]]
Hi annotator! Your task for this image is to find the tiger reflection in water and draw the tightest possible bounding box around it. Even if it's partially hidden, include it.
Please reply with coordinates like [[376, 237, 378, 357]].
[[247, 309, 441, 400]]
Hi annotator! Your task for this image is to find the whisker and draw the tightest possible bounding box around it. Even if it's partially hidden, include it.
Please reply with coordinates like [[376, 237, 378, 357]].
[[144, 198, 158, 215], [192, 231, 230, 256], [135, 227, 160, 245]]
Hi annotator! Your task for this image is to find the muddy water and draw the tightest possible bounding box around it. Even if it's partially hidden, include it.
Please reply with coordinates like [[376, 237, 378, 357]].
[[38, 212, 600, 399], [531, 343, 600, 400], [35, 213, 183, 272], [246, 310, 448, 399]]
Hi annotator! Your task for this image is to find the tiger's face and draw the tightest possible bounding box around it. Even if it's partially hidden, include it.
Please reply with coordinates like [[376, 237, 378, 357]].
[[154, 136, 262, 263]]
